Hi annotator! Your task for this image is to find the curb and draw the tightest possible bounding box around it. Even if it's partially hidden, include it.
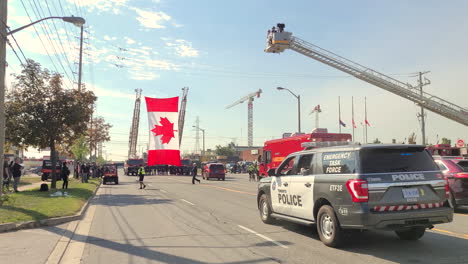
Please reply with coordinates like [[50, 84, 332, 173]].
[[0, 181, 101, 233]]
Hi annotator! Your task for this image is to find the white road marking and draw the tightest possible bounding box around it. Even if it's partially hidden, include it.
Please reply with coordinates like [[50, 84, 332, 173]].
[[238, 225, 288, 249], [180, 199, 195, 205], [160, 189, 167, 193]]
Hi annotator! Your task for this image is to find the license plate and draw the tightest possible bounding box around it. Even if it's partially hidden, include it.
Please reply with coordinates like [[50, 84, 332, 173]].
[[402, 188, 420, 199]]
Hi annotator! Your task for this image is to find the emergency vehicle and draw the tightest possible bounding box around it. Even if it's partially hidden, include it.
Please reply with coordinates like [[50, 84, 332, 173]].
[[257, 144, 453, 247], [426, 144, 461, 157], [259, 128, 351, 177], [124, 158, 145, 176]]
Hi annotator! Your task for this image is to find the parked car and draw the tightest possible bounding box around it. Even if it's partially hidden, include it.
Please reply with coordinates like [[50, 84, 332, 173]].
[[203, 163, 226, 181], [434, 159, 468, 208]]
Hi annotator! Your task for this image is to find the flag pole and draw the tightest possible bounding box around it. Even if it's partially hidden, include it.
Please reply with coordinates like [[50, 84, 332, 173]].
[[365, 97, 368, 143], [338, 96, 341, 133], [352, 96, 355, 141]]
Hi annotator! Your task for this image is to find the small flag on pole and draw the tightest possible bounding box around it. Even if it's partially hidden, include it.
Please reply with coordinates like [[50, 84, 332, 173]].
[[365, 119, 371, 126], [352, 119, 357, 129], [339, 120, 346, 127]]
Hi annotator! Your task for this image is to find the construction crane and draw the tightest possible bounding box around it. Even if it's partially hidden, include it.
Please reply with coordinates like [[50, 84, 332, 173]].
[[128, 88, 142, 159], [226, 89, 262, 146], [178, 87, 189, 146], [265, 23, 468, 127]]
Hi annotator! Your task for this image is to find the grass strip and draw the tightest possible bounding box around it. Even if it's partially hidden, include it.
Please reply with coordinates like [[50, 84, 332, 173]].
[[0, 178, 100, 224]]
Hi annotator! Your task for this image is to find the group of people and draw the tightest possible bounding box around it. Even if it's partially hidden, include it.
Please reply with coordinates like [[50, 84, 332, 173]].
[[2, 157, 23, 193]]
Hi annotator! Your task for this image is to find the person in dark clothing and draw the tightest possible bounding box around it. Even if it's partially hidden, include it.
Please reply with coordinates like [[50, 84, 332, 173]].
[[191, 163, 200, 184], [2, 157, 11, 192], [12, 158, 23, 192], [61, 162, 70, 189]]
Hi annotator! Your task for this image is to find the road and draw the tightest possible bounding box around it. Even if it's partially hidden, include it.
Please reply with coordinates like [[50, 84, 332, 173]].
[[2, 170, 468, 264]]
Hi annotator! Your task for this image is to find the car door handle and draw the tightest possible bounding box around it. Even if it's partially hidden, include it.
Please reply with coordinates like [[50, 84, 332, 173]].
[[305, 183, 311, 188], [283, 182, 288, 187]]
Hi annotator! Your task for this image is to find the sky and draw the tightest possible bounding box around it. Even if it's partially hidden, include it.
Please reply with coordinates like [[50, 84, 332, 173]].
[[5, 0, 468, 161]]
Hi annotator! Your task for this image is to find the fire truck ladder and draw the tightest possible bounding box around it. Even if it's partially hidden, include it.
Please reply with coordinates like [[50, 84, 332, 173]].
[[265, 28, 468, 126], [128, 88, 142, 159], [178, 87, 189, 146]]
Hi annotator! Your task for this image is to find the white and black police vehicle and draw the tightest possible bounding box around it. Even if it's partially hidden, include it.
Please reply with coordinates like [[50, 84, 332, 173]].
[[257, 143, 453, 247]]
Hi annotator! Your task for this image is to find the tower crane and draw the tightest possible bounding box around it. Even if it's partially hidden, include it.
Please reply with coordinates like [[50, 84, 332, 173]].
[[226, 89, 262, 147], [265, 23, 468, 127]]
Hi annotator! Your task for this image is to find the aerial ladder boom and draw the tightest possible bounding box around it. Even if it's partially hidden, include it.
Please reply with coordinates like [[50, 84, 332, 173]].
[[178, 87, 189, 146], [265, 24, 468, 126], [128, 88, 142, 159], [226, 89, 262, 146]]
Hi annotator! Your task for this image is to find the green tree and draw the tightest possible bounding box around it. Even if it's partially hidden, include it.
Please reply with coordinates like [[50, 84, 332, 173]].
[[6, 60, 96, 189], [71, 135, 89, 162], [215, 142, 236, 156], [88, 117, 112, 157], [441, 137, 451, 145]]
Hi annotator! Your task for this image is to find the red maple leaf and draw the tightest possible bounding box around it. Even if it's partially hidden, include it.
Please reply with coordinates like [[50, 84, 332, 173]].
[[151, 117, 176, 144]]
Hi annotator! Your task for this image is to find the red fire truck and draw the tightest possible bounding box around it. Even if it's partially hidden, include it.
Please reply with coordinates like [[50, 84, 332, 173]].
[[426, 144, 461, 157], [258, 128, 352, 177]]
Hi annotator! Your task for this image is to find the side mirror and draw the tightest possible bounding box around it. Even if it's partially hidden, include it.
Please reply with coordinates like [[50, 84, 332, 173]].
[[267, 168, 276, 177]]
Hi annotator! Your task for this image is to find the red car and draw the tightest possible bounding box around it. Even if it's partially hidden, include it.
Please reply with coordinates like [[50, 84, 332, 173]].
[[434, 158, 468, 208], [202, 163, 226, 181]]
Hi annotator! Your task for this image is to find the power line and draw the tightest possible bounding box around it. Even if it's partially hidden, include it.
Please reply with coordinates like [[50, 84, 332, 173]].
[[27, 0, 74, 87]]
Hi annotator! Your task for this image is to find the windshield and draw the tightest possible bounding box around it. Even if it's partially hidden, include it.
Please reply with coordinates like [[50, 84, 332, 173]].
[[210, 164, 224, 170], [360, 148, 439, 173], [127, 159, 144, 166], [455, 160, 468, 172]]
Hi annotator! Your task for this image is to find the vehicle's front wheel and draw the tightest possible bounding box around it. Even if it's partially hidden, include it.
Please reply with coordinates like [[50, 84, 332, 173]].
[[317, 205, 343, 247], [395, 227, 426, 240], [115, 179, 119, 184], [259, 194, 275, 224]]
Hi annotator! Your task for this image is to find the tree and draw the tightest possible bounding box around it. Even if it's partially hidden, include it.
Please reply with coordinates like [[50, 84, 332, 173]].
[[6, 60, 96, 189], [372, 138, 382, 144], [441, 137, 451, 145], [71, 135, 89, 162], [88, 117, 112, 157], [215, 142, 236, 157], [408, 133, 417, 144]]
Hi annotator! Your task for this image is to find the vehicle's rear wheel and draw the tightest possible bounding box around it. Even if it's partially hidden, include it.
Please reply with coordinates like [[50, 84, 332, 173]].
[[450, 192, 458, 209], [222, 177, 225, 181], [395, 227, 426, 240], [115, 178, 119, 184], [259, 194, 275, 224], [317, 205, 343, 247]]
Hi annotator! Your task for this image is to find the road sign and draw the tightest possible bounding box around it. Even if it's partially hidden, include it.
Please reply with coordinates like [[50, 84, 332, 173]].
[[456, 139, 465, 148]]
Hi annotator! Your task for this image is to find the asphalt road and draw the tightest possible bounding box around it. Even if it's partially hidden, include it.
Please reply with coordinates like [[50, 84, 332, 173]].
[[2, 170, 468, 264]]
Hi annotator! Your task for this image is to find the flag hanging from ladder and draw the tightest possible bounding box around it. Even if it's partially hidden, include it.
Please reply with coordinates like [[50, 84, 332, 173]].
[[145, 96, 181, 166]]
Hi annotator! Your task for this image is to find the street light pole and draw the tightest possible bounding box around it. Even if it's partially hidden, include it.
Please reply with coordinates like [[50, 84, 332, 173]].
[[78, 25, 84, 91], [200, 128, 205, 156], [0, 0, 8, 201], [277, 87, 301, 133]]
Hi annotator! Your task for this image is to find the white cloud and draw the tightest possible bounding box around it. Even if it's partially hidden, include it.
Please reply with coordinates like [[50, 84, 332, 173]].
[[125, 37, 136, 45], [69, 0, 128, 14], [165, 39, 199, 57], [132, 7, 171, 29], [87, 83, 135, 100]]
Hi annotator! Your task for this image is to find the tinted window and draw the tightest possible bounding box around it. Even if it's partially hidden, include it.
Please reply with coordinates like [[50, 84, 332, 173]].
[[456, 161, 468, 172], [210, 164, 224, 170], [322, 151, 356, 174], [278, 156, 296, 176], [360, 147, 438, 173], [265, 151, 271, 164], [297, 154, 313, 175], [128, 159, 144, 166], [435, 161, 447, 171]]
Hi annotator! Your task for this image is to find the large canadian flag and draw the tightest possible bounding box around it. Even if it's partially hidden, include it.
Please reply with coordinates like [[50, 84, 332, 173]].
[[145, 96, 181, 166]]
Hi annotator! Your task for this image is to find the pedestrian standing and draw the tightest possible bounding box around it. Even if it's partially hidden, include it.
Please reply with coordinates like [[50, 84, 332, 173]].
[[2, 157, 10, 192], [61, 162, 70, 189], [191, 163, 200, 184], [12, 158, 23, 193], [138, 165, 146, 189]]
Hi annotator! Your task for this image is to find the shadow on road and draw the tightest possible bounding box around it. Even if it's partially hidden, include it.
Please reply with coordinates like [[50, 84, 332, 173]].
[[455, 206, 468, 215], [46, 225, 280, 264], [278, 221, 468, 263], [93, 194, 173, 207]]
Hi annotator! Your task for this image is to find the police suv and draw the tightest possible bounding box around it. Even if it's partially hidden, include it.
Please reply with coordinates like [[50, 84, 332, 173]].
[[257, 144, 453, 247]]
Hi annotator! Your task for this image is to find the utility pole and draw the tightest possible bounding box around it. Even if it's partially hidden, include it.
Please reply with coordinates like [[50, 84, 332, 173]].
[[417, 71, 430, 146], [77, 25, 84, 91], [194, 116, 200, 154], [0, 0, 8, 201]]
